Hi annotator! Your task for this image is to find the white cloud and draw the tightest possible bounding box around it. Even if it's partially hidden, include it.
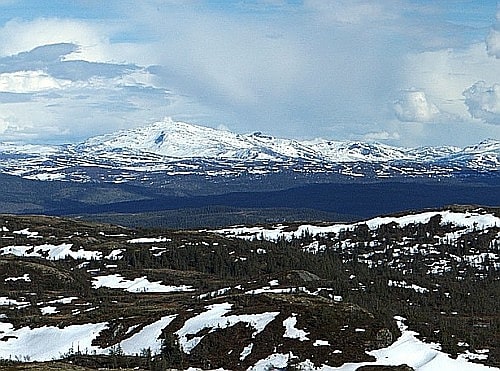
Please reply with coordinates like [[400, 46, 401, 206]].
[[0, 3, 498, 146], [400, 42, 500, 122], [0, 70, 71, 93], [0, 43, 175, 143], [304, 0, 397, 25], [362, 131, 400, 141], [393, 90, 440, 123], [0, 18, 116, 62], [463, 81, 500, 124], [486, 28, 500, 58]]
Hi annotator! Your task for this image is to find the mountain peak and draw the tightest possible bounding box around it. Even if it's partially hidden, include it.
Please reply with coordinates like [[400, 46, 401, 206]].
[[82, 117, 236, 158], [78, 118, 500, 166], [464, 138, 500, 153]]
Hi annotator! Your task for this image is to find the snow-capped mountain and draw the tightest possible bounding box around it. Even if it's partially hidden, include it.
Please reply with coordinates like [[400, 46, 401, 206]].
[[80, 118, 323, 161], [0, 117, 498, 183]]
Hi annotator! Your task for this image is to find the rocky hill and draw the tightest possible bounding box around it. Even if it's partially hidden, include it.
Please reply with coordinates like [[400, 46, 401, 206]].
[[0, 206, 499, 370]]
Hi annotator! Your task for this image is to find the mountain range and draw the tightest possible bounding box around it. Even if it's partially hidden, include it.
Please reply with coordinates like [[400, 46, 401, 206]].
[[0, 117, 498, 184]]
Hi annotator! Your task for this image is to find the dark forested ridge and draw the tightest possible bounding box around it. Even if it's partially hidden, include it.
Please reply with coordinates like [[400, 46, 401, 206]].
[[0, 172, 498, 228]]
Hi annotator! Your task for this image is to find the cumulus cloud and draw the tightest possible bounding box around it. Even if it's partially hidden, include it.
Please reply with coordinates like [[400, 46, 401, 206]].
[[0, 43, 174, 142], [463, 81, 500, 124], [0, 18, 112, 61], [0, 70, 71, 93], [362, 131, 400, 141], [393, 90, 440, 123]]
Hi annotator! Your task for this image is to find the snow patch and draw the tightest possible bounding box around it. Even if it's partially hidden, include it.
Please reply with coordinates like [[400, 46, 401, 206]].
[[175, 303, 279, 354], [92, 274, 194, 293], [5, 274, 30, 282], [240, 343, 254, 361], [116, 315, 176, 355], [0, 244, 102, 260], [283, 315, 309, 341], [127, 237, 170, 244], [0, 322, 108, 361]]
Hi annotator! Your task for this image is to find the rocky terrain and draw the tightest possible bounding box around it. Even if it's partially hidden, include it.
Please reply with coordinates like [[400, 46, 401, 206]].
[[0, 206, 499, 370]]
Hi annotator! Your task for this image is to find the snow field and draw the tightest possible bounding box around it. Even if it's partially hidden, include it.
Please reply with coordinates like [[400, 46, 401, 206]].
[[175, 302, 279, 354], [0, 243, 102, 260], [213, 210, 500, 242], [92, 273, 194, 293]]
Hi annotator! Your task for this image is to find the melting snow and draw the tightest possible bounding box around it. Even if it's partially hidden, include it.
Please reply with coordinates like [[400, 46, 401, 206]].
[[283, 315, 309, 341], [116, 315, 176, 355], [104, 249, 124, 260], [0, 244, 102, 260], [92, 273, 194, 293], [12, 228, 41, 238], [45, 296, 78, 305], [0, 322, 108, 361], [388, 280, 430, 294], [127, 237, 170, 243], [213, 210, 500, 242], [40, 306, 59, 315], [313, 340, 330, 347], [5, 274, 30, 282], [240, 343, 254, 361], [175, 302, 279, 354], [249, 353, 292, 370], [0, 297, 29, 308]]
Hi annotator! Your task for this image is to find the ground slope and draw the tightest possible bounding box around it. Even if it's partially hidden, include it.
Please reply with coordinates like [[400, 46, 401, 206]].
[[0, 207, 499, 369]]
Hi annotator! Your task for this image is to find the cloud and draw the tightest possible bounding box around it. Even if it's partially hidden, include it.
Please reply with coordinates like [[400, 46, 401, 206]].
[[0, 43, 144, 83], [486, 29, 500, 58], [463, 81, 500, 124], [0, 42, 174, 142], [393, 90, 440, 123], [362, 131, 400, 141], [486, 10, 500, 58], [0, 3, 499, 146], [304, 0, 397, 25], [0, 70, 71, 93], [0, 117, 9, 134], [0, 18, 116, 62]]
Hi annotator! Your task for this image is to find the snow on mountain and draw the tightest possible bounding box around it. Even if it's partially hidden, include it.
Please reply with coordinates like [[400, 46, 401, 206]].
[[80, 118, 322, 162], [443, 139, 500, 170], [0, 117, 498, 183], [82, 119, 253, 158], [212, 209, 500, 243], [302, 139, 412, 162], [75, 117, 500, 165]]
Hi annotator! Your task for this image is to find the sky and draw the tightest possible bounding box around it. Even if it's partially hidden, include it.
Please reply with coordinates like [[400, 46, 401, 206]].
[[0, 0, 499, 147]]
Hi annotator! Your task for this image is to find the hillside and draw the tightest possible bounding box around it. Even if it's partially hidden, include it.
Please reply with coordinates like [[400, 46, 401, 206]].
[[0, 206, 499, 370]]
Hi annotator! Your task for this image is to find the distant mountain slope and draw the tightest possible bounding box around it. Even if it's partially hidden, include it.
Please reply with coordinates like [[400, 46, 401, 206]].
[[0, 118, 498, 184]]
